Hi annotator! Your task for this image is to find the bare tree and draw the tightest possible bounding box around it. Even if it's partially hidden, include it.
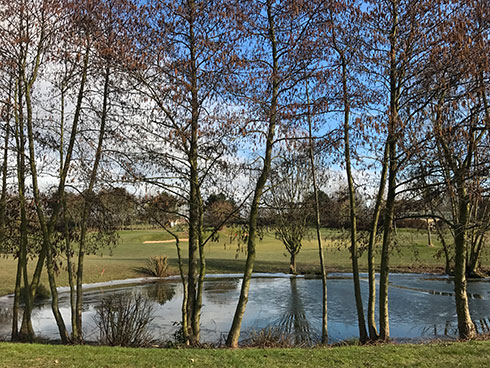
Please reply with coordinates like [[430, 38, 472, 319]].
[[226, 0, 322, 347], [266, 152, 312, 274], [124, 0, 239, 344]]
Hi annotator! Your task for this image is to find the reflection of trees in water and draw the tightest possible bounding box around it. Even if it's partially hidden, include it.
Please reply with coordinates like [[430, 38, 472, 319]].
[[391, 284, 485, 300], [0, 307, 12, 325], [276, 278, 312, 345], [422, 317, 490, 337], [474, 318, 490, 334], [203, 279, 239, 305], [144, 282, 176, 305], [422, 321, 458, 337]]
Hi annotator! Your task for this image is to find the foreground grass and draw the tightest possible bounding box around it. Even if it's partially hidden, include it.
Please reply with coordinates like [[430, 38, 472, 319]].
[[1, 341, 490, 368], [0, 227, 487, 296]]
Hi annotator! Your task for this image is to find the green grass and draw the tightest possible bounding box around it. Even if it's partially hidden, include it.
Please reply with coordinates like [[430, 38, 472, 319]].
[[1, 341, 490, 367], [0, 227, 487, 297]]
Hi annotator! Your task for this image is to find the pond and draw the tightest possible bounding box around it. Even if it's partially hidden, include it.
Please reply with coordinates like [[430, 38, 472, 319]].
[[1, 273, 490, 344]]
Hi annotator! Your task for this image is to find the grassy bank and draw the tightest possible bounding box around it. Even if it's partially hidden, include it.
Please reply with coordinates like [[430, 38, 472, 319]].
[[0, 227, 487, 297], [1, 340, 490, 368]]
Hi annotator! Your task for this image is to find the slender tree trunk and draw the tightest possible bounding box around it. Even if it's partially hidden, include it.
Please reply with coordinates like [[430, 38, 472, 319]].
[[58, 83, 79, 341], [426, 221, 432, 248], [25, 76, 69, 344], [151, 215, 190, 344], [21, 30, 89, 344], [379, 0, 400, 342], [192, 189, 205, 342], [4, 81, 20, 341], [453, 185, 476, 339], [46, 243, 69, 343], [12, 114, 26, 340], [13, 78, 34, 341], [75, 63, 109, 342], [338, 47, 368, 343], [306, 82, 328, 344], [289, 252, 297, 275], [63, 198, 78, 340], [175, 236, 190, 344], [435, 97, 477, 339], [366, 142, 388, 340], [20, 245, 43, 337], [467, 233, 484, 277], [379, 142, 396, 342], [434, 219, 452, 274], [11, 252, 22, 341], [0, 78, 10, 240], [226, 1, 278, 348], [185, 0, 200, 344], [187, 178, 199, 344]]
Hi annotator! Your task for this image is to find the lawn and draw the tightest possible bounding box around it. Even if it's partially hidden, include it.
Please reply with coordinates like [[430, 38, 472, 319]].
[[1, 340, 490, 368], [0, 227, 486, 297]]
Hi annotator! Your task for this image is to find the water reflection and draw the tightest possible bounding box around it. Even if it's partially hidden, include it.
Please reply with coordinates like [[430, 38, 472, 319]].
[[203, 279, 239, 305], [145, 282, 175, 305], [391, 284, 485, 300], [474, 318, 490, 334], [276, 278, 312, 345], [1, 274, 490, 344], [420, 321, 457, 338], [420, 317, 490, 339], [0, 307, 12, 325]]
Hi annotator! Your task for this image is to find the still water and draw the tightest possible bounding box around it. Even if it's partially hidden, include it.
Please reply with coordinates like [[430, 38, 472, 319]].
[[1, 273, 490, 344]]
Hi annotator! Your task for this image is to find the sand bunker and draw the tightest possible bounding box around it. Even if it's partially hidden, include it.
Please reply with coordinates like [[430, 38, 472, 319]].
[[143, 238, 189, 244]]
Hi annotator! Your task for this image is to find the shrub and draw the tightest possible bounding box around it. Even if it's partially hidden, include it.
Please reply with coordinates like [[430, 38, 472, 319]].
[[35, 283, 51, 300], [93, 293, 154, 347], [138, 256, 168, 277], [20, 283, 51, 301]]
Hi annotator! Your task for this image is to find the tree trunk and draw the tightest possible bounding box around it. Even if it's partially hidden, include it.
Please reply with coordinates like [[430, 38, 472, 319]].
[[186, 0, 201, 344], [366, 141, 389, 340], [338, 45, 368, 343], [306, 82, 328, 344], [63, 198, 78, 340], [75, 62, 108, 342], [10, 85, 22, 341], [467, 234, 484, 277], [45, 243, 70, 343], [151, 215, 190, 344], [379, 0, 400, 342], [427, 219, 433, 247], [25, 77, 69, 343], [13, 77, 34, 341], [434, 220, 452, 274], [175, 236, 190, 344], [192, 189, 206, 342], [289, 253, 297, 275], [379, 144, 396, 341], [58, 83, 79, 341], [453, 187, 476, 339], [226, 1, 278, 348], [0, 78, 10, 240]]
